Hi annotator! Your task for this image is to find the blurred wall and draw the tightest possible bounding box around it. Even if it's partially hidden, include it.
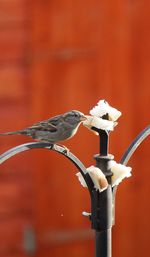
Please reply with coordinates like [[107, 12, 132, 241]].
[[0, 0, 150, 257]]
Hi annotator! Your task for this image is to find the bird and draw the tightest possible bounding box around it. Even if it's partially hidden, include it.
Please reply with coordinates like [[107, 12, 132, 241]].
[[0, 110, 87, 144]]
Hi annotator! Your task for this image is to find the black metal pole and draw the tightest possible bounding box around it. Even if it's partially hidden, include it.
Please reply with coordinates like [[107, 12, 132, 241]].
[[93, 185, 112, 257], [90, 128, 113, 257], [92, 185, 113, 257], [95, 229, 111, 257]]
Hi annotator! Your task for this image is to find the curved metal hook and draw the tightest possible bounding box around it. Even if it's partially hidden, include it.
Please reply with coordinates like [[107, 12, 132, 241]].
[[113, 125, 150, 193], [120, 125, 150, 165], [0, 142, 94, 194], [112, 125, 150, 224]]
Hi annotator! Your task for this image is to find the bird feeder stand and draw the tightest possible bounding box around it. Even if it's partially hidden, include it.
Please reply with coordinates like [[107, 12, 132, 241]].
[[0, 125, 150, 257]]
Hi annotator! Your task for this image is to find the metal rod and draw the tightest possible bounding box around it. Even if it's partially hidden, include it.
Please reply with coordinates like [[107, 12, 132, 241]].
[[92, 129, 113, 257], [0, 142, 94, 193], [95, 229, 112, 257], [112, 125, 150, 225], [120, 125, 150, 165], [100, 130, 109, 156], [113, 125, 150, 198]]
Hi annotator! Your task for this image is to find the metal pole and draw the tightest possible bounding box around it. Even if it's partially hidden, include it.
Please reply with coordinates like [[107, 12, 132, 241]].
[[91, 184, 112, 257], [95, 229, 111, 257], [90, 128, 113, 257]]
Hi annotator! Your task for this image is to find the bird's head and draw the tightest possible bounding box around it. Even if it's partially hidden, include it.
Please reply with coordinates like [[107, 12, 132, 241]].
[[63, 110, 87, 126]]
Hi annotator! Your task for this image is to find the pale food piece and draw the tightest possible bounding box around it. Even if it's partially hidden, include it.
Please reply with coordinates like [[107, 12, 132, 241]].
[[76, 165, 108, 192], [90, 99, 122, 121], [109, 160, 132, 187], [83, 115, 117, 131]]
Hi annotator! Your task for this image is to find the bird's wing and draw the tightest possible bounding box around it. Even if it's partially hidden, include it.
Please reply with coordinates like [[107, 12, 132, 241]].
[[29, 119, 58, 132]]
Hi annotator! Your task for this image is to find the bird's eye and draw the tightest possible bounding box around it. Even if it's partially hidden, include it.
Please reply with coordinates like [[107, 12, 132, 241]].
[[74, 113, 78, 117]]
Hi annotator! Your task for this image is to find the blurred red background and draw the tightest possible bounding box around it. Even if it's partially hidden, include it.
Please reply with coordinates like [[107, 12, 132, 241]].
[[0, 0, 150, 256]]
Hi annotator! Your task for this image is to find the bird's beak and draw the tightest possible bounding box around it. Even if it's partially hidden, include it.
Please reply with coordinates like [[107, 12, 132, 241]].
[[80, 115, 87, 121]]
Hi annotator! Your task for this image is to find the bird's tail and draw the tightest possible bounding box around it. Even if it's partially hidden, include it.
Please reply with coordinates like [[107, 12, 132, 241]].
[[0, 130, 27, 136]]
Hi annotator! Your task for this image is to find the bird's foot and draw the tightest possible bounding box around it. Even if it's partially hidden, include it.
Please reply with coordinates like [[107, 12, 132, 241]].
[[48, 143, 54, 150], [62, 145, 70, 155], [55, 144, 70, 155], [49, 143, 70, 155]]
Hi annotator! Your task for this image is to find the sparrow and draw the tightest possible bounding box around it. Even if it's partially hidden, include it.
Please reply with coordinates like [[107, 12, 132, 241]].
[[0, 110, 87, 144]]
